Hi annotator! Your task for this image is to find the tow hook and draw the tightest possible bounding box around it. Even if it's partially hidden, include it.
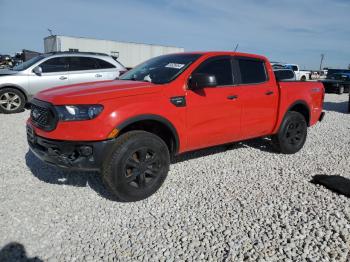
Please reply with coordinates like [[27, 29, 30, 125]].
[[47, 148, 78, 165]]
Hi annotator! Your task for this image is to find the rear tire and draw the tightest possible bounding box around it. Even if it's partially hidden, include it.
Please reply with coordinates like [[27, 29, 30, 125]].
[[102, 131, 170, 202], [271, 111, 307, 154], [0, 88, 26, 114], [300, 76, 307, 81]]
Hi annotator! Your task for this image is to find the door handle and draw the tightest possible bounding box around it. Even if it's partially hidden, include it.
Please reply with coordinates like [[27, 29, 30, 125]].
[[265, 91, 274, 95], [59, 76, 67, 80], [227, 95, 238, 100], [95, 74, 102, 78]]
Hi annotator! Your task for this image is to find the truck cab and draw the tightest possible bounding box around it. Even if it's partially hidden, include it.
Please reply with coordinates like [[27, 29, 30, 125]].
[[27, 52, 325, 201]]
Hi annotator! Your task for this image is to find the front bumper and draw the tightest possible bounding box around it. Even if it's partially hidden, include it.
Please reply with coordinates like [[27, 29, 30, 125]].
[[27, 124, 115, 171]]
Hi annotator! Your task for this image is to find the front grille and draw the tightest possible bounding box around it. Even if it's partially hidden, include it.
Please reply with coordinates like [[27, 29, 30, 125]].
[[30, 99, 58, 131]]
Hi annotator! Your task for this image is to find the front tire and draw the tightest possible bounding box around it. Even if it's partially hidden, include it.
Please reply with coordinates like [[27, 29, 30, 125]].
[[102, 131, 170, 202], [300, 76, 307, 81], [271, 111, 307, 154], [0, 88, 26, 114]]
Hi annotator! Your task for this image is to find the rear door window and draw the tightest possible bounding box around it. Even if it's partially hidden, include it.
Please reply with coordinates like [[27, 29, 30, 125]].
[[96, 59, 116, 69], [237, 58, 267, 84], [68, 57, 100, 71], [194, 57, 234, 86], [40, 57, 69, 73]]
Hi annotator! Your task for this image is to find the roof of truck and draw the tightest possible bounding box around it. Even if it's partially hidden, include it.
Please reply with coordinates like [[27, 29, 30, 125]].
[[171, 51, 268, 61]]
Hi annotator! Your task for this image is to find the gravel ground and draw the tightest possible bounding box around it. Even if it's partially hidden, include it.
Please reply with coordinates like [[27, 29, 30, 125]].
[[0, 94, 349, 261]]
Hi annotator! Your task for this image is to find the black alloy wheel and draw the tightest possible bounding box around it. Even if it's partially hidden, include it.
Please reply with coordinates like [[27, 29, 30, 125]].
[[271, 111, 307, 154], [283, 121, 305, 147], [102, 130, 170, 202], [124, 147, 162, 189]]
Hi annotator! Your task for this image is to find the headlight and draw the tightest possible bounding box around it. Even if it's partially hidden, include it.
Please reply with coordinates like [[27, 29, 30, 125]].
[[55, 105, 103, 121]]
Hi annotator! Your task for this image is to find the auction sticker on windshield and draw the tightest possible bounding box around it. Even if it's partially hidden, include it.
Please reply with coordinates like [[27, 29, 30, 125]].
[[165, 63, 185, 69]]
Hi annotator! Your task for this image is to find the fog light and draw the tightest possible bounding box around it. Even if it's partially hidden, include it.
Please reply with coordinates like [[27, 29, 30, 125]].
[[79, 146, 93, 156]]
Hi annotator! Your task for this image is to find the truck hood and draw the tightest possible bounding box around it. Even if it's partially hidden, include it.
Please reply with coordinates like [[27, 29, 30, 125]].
[[36, 80, 161, 104], [0, 69, 18, 76]]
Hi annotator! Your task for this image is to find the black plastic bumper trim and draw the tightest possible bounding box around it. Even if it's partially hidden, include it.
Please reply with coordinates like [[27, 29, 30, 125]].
[[27, 127, 116, 171]]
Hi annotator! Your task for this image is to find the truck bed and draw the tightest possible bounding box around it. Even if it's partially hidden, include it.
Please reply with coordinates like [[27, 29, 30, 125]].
[[274, 81, 324, 132]]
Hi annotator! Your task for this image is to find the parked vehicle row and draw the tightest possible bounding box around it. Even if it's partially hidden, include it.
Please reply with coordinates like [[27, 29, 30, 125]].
[[26, 51, 325, 201], [310, 70, 327, 80], [271, 62, 309, 81], [273, 68, 296, 81], [284, 64, 311, 81], [320, 69, 350, 94], [0, 52, 126, 113], [0, 54, 14, 69]]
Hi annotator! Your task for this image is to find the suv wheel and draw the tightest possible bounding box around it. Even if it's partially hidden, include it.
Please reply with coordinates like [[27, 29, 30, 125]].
[[300, 76, 306, 81], [0, 88, 25, 114], [102, 131, 170, 202], [271, 111, 307, 154]]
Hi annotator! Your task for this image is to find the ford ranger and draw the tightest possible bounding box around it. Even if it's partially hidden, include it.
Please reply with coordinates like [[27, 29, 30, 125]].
[[26, 52, 325, 201]]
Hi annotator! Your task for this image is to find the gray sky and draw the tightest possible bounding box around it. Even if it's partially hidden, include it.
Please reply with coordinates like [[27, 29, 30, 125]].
[[1, 0, 349, 69]]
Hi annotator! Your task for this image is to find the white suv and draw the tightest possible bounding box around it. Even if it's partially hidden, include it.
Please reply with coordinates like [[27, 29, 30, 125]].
[[0, 52, 126, 114]]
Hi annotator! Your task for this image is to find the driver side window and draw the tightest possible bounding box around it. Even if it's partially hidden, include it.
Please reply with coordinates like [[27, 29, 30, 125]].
[[194, 57, 234, 86], [40, 57, 69, 73]]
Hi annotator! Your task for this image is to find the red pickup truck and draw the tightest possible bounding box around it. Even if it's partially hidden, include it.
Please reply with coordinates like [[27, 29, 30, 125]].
[[27, 52, 325, 201]]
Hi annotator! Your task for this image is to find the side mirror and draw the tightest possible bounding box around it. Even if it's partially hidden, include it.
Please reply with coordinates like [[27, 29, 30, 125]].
[[33, 66, 42, 76], [188, 73, 217, 90]]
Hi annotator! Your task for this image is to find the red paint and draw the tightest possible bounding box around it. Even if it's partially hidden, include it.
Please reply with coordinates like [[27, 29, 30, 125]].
[[29, 52, 324, 154]]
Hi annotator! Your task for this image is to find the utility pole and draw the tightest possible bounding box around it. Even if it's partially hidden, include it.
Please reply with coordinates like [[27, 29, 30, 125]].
[[319, 54, 325, 70]]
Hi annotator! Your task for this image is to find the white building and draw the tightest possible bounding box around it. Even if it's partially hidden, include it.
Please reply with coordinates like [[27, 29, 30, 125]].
[[44, 35, 184, 68]]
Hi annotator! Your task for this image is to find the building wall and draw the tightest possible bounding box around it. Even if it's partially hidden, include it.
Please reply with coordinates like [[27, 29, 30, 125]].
[[44, 35, 184, 68], [44, 36, 59, 53]]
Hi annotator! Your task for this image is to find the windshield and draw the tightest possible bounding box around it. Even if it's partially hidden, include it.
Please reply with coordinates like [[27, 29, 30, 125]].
[[120, 54, 202, 84], [12, 55, 46, 71]]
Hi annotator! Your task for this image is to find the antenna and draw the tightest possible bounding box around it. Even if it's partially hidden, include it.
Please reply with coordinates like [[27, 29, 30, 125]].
[[319, 54, 325, 70], [234, 44, 239, 52], [47, 29, 53, 36]]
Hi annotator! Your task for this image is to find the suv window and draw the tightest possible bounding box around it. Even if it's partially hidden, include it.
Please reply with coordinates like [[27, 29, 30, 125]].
[[238, 59, 267, 84], [40, 57, 69, 73], [68, 57, 116, 71], [97, 59, 116, 69], [68, 57, 99, 71], [195, 57, 233, 86]]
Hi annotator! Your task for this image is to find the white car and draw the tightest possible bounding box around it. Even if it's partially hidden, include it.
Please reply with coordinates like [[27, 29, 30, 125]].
[[285, 64, 311, 81], [0, 52, 126, 114]]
